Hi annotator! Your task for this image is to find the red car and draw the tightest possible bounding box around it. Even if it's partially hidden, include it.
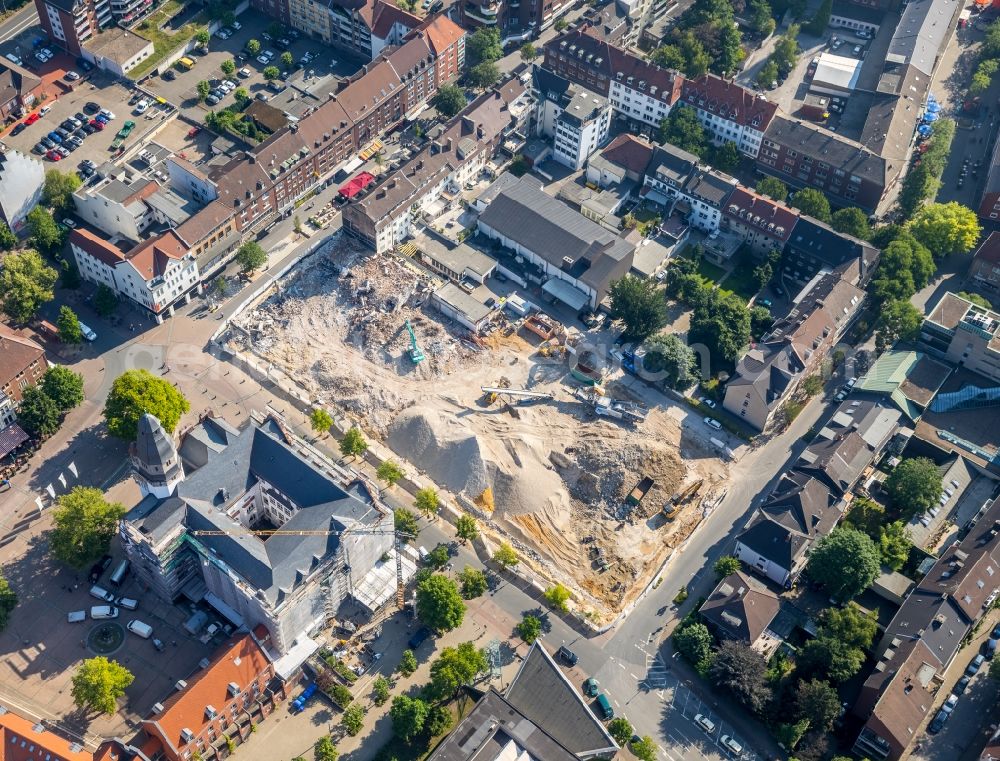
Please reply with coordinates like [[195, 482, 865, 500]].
[[89, 119, 104, 130], [46, 149, 62, 161], [187, 126, 201, 137], [24, 112, 40, 125]]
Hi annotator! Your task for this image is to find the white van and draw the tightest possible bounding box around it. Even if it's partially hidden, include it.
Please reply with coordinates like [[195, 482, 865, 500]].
[[417, 546, 429, 562], [117, 597, 138, 610], [78, 322, 97, 342], [127, 619, 153, 638], [89, 584, 115, 602], [91, 605, 119, 619], [67, 610, 87, 623]]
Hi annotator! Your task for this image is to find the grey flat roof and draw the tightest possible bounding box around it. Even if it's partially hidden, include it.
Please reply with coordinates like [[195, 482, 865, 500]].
[[886, 0, 960, 76], [433, 282, 493, 323], [419, 238, 497, 278]]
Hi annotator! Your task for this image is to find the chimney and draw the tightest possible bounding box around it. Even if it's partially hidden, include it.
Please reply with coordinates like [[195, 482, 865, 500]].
[[248, 154, 256, 164], [446, 137, 453, 151]]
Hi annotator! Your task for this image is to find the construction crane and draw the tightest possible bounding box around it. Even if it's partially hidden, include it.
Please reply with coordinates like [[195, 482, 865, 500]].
[[406, 320, 424, 364], [190, 526, 414, 609]]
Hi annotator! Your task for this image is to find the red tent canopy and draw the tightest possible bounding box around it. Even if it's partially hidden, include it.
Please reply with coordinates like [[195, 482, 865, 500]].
[[338, 172, 376, 199]]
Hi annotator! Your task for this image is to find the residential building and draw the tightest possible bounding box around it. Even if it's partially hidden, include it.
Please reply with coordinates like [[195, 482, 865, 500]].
[[34, 0, 112, 54], [0, 705, 94, 761], [533, 68, 612, 170], [641, 144, 737, 232], [586, 132, 655, 187], [0, 149, 44, 232], [119, 410, 397, 655], [415, 15, 467, 87], [0, 324, 47, 410], [721, 186, 798, 256], [72, 164, 160, 242], [921, 292, 1000, 385], [579, 0, 631, 46], [83, 27, 155, 76], [757, 114, 890, 213], [0, 60, 44, 122], [69, 229, 200, 322], [700, 571, 781, 655], [138, 633, 284, 761], [678, 74, 778, 157], [968, 232, 1000, 297], [460, 0, 574, 44], [782, 215, 879, 286], [476, 174, 635, 310], [430, 642, 618, 761], [288, 0, 420, 59], [830, 0, 883, 33]]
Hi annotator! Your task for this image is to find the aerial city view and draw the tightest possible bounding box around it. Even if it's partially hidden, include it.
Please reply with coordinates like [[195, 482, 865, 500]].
[[1, 0, 1000, 755]]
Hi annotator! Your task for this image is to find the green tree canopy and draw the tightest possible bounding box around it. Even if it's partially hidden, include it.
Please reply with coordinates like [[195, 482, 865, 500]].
[[456, 515, 479, 542], [310, 408, 333, 434], [57, 305, 83, 344], [673, 621, 713, 670], [467, 27, 502, 65], [236, 241, 267, 273], [196, 80, 211, 101], [689, 288, 751, 366], [427, 641, 487, 700], [713, 555, 741, 578], [390, 695, 429, 740], [314, 735, 338, 761], [831, 207, 871, 240], [799, 604, 877, 682], [17, 386, 60, 437], [431, 84, 467, 118], [659, 104, 707, 156], [341, 704, 364, 736], [807, 527, 880, 601], [709, 141, 741, 172], [756, 176, 787, 201], [468, 61, 500, 89], [27, 206, 62, 256], [0, 249, 58, 322], [908, 202, 982, 257], [543, 583, 571, 612], [262, 65, 280, 81], [377, 459, 404, 486], [103, 369, 190, 440], [651, 44, 686, 70], [641, 333, 698, 389], [843, 496, 885, 538], [339, 426, 368, 457], [280, 51, 294, 68], [493, 542, 519, 569], [790, 188, 832, 222], [870, 233, 935, 304], [195, 28, 210, 46], [609, 275, 667, 340], [414, 486, 440, 517], [372, 676, 390, 705], [71, 657, 134, 714], [398, 649, 418, 676], [956, 291, 993, 308], [51, 487, 126, 568], [416, 574, 466, 633], [394, 508, 419, 538], [0, 221, 16, 250], [756, 59, 780, 89], [770, 23, 800, 75], [516, 613, 541, 642], [519, 42, 538, 62], [41, 365, 84, 411], [0, 573, 17, 631], [885, 456, 941, 518], [875, 299, 922, 352], [221, 58, 236, 76], [748, 0, 776, 36], [458, 567, 487, 599], [246, 38, 261, 55], [879, 520, 911, 571], [795, 679, 841, 733], [708, 641, 772, 714], [608, 718, 634, 746], [427, 704, 453, 736], [427, 545, 450, 570], [94, 283, 119, 316], [43, 169, 82, 212]]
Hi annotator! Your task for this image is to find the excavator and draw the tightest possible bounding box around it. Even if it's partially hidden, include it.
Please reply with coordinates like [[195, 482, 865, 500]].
[[406, 320, 424, 364]]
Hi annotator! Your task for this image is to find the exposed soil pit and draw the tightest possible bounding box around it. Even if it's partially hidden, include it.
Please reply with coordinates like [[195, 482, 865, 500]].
[[226, 238, 728, 619]]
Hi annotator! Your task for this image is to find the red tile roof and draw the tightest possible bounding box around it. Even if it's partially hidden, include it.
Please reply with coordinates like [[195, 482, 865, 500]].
[[598, 133, 654, 175], [681, 74, 778, 130], [124, 229, 188, 282], [370, 0, 420, 38], [69, 228, 127, 267], [0, 707, 93, 761], [417, 14, 466, 56], [722, 186, 799, 242]]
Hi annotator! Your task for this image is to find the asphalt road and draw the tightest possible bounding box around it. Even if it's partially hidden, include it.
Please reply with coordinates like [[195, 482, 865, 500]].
[[0, 3, 39, 46]]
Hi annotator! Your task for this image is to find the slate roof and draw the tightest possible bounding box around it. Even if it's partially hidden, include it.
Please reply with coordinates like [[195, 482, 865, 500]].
[[737, 515, 808, 570], [786, 216, 878, 271], [760, 471, 839, 538], [765, 114, 887, 186], [133, 414, 177, 474], [648, 143, 699, 188], [701, 571, 780, 646]]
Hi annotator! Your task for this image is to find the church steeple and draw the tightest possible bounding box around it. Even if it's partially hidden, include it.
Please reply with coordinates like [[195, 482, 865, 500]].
[[130, 414, 184, 498]]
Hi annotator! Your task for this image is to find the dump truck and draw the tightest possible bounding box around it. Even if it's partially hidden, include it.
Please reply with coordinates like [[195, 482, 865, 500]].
[[593, 395, 649, 424], [626, 476, 654, 507]]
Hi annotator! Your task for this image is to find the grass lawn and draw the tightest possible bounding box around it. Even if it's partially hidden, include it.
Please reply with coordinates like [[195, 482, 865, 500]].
[[696, 258, 727, 283], [721, 260, 760, 302], [128, 1, 208, 79]]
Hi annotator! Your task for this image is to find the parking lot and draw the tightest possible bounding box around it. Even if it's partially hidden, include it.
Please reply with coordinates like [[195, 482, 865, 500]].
[[141, 9, 367, 122]]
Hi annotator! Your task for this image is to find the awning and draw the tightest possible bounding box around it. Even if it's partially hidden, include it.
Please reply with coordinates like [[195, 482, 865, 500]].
[[271, 634, 320, 681], [204, 591, 245, 627], [338, 171, 375, 198], [0, 424, 28, 459], [542, 277, 589, 311]]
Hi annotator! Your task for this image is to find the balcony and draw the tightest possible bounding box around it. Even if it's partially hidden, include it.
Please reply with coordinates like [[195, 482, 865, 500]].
[[464, 3, 500, 22]]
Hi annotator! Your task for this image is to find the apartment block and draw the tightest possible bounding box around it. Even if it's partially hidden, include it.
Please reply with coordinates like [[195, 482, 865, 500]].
[[921, 292, 1000, 384], [533, 68, 611, 170], [679, 74, 778, 157]]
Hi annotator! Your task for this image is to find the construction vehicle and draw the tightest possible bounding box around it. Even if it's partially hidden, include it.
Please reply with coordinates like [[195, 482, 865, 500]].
[[483, 377, 511, 405], [626, 476, 654, 507], [480, 386, 554, 404], [576, 388, 648, 424], [191, 526, 414, 608], [405, 320, 424, 364], [663, 479, 703, 520], [109, 120, 135, 151]]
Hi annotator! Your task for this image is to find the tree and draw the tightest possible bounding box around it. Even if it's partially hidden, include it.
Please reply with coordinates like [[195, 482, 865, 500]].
[[377, 459, 404, 486], [427, 705, 453, 736], [651, 43, 686, 69], [398, 649, 418, 676], [0, 221, 15, 250], [713, 21, 745, 75], [870, 234, 935, 304], [390, 695, 428, 741], [235, 241, 267, 273], [641, 334, 699, 389], [608, 718, 634, 746], [104, 369, 190, 440], [885, 457, 941, 518], [395, 508, 419, 537], [373, 676, 390, 705], [280, 51, 294, 69], [790, 188, 832, 222], [41, 366, 84, 411], [709, 141, 741, 172], [339, 426, 368, 457], [0, 573, 16, 631], [427, 545, 449, 569], [51, 487, 126, 568], [310, 407, 333, 434], [756, 59, 780, 89], [807, 527, 880, 601], [519, 42, 538, 62], [233, 87, 249, 106], [880, 520, 911, 571], [196, 80, 211, 101], [543, 583, 571, 612], [750, 304, 772, 336], [455, 515, 479, 544], [659, 104, 706, 156], [220, 58, 236, 77], [957, 291, 993, 308], [776, 719, 811, 750], [516, 614, 541, 642], [802, 374, 824, 396], [747, 0, 775, 36], [26, 206, 62, 256], [459, 567, 487, 599], [341, 704, 364, 736], [246, 38, 261, 55], [431, 84, 466, 118], [17, 386, 60, 437], [831, 207, 871, 240], [467, 27, 502, 65], [670, 30, 711, 76], [795, 679, 841, 733], [493, 542, 519, 570], [709, 641, 771, 714], [800, 604, 877, 682], [427, 641, 487, 700], [631, 736, 658, 761], [990, 658, 1000, 682], [414, 487, 439, 517], [94, 283, 118, 316], [263, 65, 280, 82], [804, 0, 831, 34], [673, 621, 713, 670], [908, 202, 981, 257], [55, 305, 82, 344], [467, 61, 499, 89], [0, 249, 58, 322], [689, 289, 751, 366], [416, 574, 466, 633], [875, 299, 922, 352], [608, 275, 667, 340], [43, 169, 82, 212], [713, 555, 741, 578], [554, 16, 568, 30], [195, 28, 210, 48], [71, 657, 133, 714], [314, 736, 338, 761], [844, 496, 885, 537], [756, 176, 787, 201]]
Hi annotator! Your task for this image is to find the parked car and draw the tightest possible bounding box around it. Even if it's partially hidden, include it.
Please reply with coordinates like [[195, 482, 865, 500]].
[[91, 605, 119, 620], [24, 112, 40, 124], [954, 674, 971, 694], [32, 143, 46, 154], [67, 610, 87, 623], [928, 708, 949, 734], [89, 584, 115, 602], [206, 94, 220, 106], [698, 397, 716, 408], [83, 101, 100, 114], [704, 417, 722, 431], [694, 714, 716, 733], [133, 99, 149, 114], [89, 119, 105, 130], [721, 735, 743, 755], [557, 646, 578, 666], [408, 626, 432, 650], [45, 149, 62, 161], [941, 694, 959, 713], [47, 131, 63, 143], [10, 123, 25, 136], [65, 70, 80, 81], [967, 654, 986, 675], [127, 619, 153, 638], [238, 66, 252, 78], [162, 69, 176, 80], [583, 677, 600, 697], [117, 596, 138, 610]]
